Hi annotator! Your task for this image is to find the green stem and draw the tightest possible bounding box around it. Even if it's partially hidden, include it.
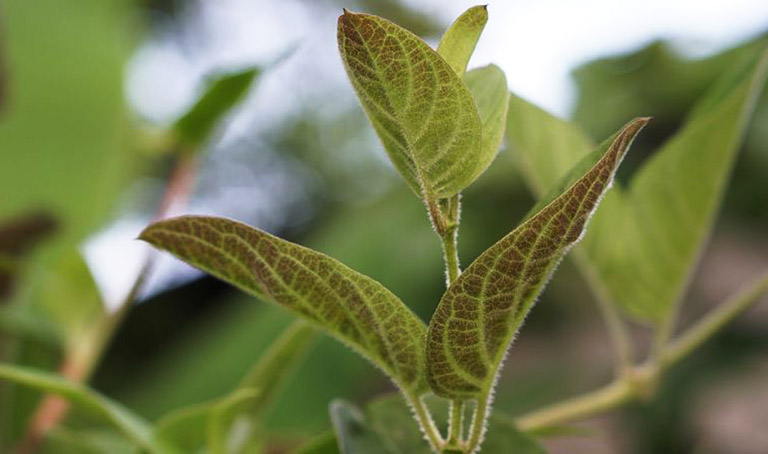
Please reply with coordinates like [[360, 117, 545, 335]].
[[465, 393, 490, 453], [661, 272, 768, 369], [436, 196, 465, 450], [446, 399, 464, 447], [572, 251, 634, 375], [440, 226, 460, 286], [406, 392, 444, 453], [515, 378, 634, 432], [514, 272, 768, 432]]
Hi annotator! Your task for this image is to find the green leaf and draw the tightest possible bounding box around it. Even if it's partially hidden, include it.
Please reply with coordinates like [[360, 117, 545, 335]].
[[292, 431, 340, 454], [32, 249, 105, 346], [436, 5, 488, 78], [209, 320, 317, 454], [337, 10, 484, 200], [153, 389, 259, 454], [239, 320, 318, 418], [509, 47, 768, 321], [426, 118, 649, 399], [207, 389, 260, 454], [0, 362, 167, 453], [173, 67, 260, 149], [139, 216, 428, 393], [153, 402, 210, 454], [465, 65, 510, 176], [330, 400, 390, 454], [46, 427, 138, 454]]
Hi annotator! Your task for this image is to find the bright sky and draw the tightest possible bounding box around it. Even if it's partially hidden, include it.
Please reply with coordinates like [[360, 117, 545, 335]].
[[95, 0, 768, 310]]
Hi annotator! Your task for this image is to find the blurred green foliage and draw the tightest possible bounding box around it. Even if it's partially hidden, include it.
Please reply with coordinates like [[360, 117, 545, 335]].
[[0, 1, 766, 453]]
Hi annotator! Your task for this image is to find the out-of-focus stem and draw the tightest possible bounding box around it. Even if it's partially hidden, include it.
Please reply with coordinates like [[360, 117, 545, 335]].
[[661, 272, 768, 369], [516, 377, 634, 432], [16, 154, 197, 454], [572, 250, 634, 376], [514, 272, 768, 433]]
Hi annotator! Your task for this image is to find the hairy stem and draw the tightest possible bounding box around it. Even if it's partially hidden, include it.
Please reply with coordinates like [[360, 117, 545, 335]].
[[661, 272, 768, 369], [406, 392, 444, 453], [440, 226, 461, 289], [446, 399, 464, 447], [465, 393, 490, 453]]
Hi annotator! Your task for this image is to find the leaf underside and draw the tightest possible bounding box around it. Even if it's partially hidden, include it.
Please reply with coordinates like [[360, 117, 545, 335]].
[[337, 10, 483, 200], [139, 216, 427, 393], [508, 46, 768, 321], [426, 118, 648, 399]]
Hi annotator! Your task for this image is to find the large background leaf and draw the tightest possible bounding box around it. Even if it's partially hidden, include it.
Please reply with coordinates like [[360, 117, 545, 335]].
[[509, 46, 768, 321]]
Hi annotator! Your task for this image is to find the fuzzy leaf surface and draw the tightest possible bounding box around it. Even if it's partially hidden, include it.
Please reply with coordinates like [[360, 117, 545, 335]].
[[426, 119, 648, 398], [436, 5, 488, 78], [173, 67, 260, 148], [508, 47, 768, 321], [337, 10, 483, 199], [139, 216, 427, 392]]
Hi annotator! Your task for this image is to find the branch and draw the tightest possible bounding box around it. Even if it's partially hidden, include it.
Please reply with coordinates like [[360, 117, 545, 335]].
[[514, 272, 768, 432], [662, 272, 768, 369]]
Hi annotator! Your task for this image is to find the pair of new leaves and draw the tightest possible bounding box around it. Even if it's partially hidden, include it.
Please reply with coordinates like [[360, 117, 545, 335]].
[[140, 6, 648, 403]]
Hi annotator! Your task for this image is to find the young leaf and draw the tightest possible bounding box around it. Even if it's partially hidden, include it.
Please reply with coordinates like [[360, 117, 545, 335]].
[[426, 118, 648, 398], [0, 362, 166, 453], [139, 216, 427, 393], [173, 67, 260, 149], [337, 10, 484, 200], [509, 47, 768, 321], [330, 400, 391, 454], [465, 65, 510, 175], [436, 5, 488, 78]]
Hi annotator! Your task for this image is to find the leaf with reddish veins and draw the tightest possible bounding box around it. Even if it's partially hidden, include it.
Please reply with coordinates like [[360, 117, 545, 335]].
[[426, 118, 649, 399], [139, 216, 428, 393], [337, 10, 483, 200]]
